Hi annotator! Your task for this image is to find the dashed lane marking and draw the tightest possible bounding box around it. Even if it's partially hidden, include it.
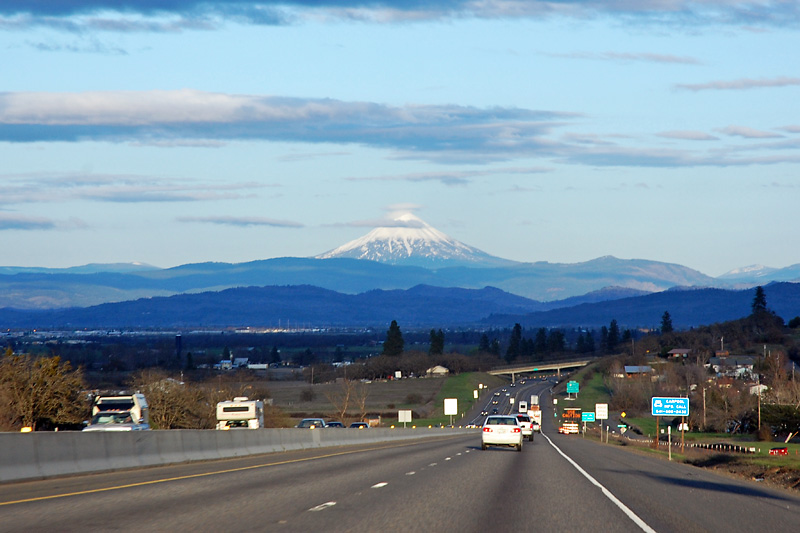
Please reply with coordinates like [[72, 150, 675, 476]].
[[308, 502, 337, 512]]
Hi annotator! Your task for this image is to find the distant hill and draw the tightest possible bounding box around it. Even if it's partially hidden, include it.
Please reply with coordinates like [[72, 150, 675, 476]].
[[483, 282, 800, 329], [0, 255, 719, 310], [0, 285, 545, 329], [1, 282, 798, 330]]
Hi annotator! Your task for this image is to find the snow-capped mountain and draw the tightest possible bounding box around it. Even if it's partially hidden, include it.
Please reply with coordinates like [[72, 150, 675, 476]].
[[315, 213, 516, 268], [718, 264, 778, 280]]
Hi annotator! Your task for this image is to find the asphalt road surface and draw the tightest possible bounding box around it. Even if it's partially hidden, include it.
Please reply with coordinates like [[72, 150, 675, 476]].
[[2, 379, 799, 532]]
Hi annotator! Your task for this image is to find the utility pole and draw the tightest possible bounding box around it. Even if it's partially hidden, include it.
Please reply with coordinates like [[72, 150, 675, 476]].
[[702, 387, 706, 430]]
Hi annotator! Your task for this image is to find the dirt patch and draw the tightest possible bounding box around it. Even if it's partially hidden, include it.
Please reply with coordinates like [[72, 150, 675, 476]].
[[697, 459, 800, 492]]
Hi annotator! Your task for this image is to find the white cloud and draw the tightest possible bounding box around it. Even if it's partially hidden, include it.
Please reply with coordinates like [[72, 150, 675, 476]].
[[717, 126, 783, 139], [675, 76, 800, 92], [177, 215, 303, 228]]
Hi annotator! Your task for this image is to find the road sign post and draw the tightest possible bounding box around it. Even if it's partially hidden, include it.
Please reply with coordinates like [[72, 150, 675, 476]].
[[567, 381, 579, 400], [651, 397, 689, 450]]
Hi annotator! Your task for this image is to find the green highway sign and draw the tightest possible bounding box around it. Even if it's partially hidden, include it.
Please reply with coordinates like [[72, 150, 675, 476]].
[[567, 381, 580, 394]]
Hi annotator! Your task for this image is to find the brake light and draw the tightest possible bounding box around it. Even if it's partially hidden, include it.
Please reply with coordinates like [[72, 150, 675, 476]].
[[512, 428, 521, 433], [483, 427, 493, 432]]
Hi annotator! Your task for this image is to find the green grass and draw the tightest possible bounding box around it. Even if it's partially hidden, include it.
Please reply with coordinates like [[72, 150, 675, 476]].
[[411, 372, 505, 426]]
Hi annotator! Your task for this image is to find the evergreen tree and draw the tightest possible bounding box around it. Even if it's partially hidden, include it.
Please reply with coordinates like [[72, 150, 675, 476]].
[[383, 320, 404, 356], [576, 333, 585, 353], [534, 328, 547, 353], [269, 345, 281, 365], [607, 319, 620, 350], [661, 311, 674, 333], [584, 332, 596, 353], [429, 329, 445, 355], [600, 326, 609, 353], [506, 323, 522, 362], [752, 286, 768, 314], [547, 330, 565, 353], [490, 338, 501, 356], [478, 333, 491, 353]]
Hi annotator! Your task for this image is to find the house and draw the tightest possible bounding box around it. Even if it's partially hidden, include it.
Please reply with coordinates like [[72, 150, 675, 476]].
[[707, 356, 755, 379], [426, 365, 450, 378], [624, 365, 653, 378]]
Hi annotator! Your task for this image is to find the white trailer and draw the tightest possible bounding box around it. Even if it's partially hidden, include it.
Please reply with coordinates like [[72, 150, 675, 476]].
[[216, 397, 264, 430], [518, 400, 528, 412]]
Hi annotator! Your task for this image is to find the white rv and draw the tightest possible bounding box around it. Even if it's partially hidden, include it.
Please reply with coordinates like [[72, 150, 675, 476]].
[[216, 397, 264, 430], [83, 393, 150, 431]]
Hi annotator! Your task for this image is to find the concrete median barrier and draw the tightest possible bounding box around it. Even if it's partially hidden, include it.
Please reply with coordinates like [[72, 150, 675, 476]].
[[0, 426, 473, 483]]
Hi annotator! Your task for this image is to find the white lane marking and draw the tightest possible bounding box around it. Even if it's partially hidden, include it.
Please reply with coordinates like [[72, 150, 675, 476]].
[[429, 463, 437, 467], [542, 433, 656, 533], [406, 471, 416, 476], [445, 457, 451, 461], [308, 502, 336, 512], [456, 453, 462, 456], [372, 482, 388, 489]]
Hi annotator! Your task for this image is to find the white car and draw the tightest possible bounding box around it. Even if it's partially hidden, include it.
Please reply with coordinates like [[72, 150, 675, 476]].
[[515, 413, 534, 442], [481, 415, 523, 451]]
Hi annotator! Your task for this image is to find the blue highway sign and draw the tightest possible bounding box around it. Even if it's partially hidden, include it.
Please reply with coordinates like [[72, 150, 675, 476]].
[[651, 397, 689, 417]]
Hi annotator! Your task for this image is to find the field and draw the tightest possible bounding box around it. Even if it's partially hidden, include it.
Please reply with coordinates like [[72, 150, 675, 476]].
[[266, 372, 506, 426]]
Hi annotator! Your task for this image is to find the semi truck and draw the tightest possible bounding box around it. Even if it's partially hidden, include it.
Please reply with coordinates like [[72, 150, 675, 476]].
[[216, 397, 264, 429], [83, 393, 150, 431]]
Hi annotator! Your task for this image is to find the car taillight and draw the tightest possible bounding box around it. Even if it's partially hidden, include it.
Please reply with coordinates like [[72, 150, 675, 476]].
[[483, 427, 492, 432], [512, 428, 521, 433]]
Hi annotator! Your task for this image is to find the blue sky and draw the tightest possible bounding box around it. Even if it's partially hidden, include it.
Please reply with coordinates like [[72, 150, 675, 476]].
[[1, 1, 799, 277]]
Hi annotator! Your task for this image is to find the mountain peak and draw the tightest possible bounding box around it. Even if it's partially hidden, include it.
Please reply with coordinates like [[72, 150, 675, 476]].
[[315, 213, 515, 268]]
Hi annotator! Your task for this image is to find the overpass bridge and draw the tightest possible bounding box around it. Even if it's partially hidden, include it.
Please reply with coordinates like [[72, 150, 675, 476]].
[[488, 359, 593, 381]]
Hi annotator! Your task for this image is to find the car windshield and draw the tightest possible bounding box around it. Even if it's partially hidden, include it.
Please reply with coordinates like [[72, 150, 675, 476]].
[[298, 420, 323, 428], [91, 412, 133, 425], [517, 415, 531, 422]]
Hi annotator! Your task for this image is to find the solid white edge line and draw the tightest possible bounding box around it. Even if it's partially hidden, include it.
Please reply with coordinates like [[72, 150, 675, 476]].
[[542, 432, 657, 533]]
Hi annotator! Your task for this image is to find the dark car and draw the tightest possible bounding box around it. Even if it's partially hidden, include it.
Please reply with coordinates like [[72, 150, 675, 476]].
[[349, 422, 369, 429], [326, 421, 345, 428], [296, 418, 327, 429]]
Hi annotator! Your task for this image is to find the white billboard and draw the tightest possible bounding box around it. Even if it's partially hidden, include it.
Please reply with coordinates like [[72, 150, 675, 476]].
[[444, 398, 458, 416]]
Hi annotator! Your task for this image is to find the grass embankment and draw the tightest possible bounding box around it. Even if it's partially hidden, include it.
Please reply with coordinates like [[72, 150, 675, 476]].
[[553, 364, 800, 483], [414, 372, 506, 426]]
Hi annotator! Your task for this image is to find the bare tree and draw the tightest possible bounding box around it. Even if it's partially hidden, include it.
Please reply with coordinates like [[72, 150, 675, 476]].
[[0, 353, 86, 430], [353, 381, 370, 423], [325, 379, 355, 423]]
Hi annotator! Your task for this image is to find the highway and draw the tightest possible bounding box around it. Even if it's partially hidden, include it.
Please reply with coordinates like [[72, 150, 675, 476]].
[[2, 381, 799, 532]]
